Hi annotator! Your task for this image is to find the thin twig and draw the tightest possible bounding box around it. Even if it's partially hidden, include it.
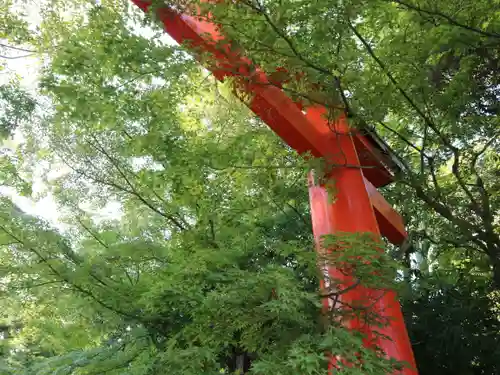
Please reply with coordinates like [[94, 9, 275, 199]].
[[320, 278, 361, 298], [77, 217, 109, 249], [0, 53, 34, 59], [0, 43, 36, 53]]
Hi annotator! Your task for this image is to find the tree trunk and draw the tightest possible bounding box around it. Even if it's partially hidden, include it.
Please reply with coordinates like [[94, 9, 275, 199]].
[[490, 251, 500, 289]]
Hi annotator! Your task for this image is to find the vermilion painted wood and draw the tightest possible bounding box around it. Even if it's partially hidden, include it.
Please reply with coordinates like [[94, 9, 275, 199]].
[[129, 0, 416, 372], [308, 109, 417, 373], [364, 177, 407, 245], [304, 106, 407, 245]]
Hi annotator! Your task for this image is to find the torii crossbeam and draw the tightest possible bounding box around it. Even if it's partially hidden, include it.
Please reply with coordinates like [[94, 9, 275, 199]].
[[130, 1, 417, 373]]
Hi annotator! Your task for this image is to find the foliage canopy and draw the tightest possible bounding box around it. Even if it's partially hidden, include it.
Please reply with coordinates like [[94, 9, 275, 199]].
[[0, 0, 499, 374]]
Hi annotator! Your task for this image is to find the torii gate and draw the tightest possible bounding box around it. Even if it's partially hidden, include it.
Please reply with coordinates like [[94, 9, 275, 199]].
[[130, 1, 418, 373]]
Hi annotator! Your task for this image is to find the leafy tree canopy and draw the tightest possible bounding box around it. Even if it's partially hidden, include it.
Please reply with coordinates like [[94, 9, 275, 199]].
[[0, 0, 498, 374]]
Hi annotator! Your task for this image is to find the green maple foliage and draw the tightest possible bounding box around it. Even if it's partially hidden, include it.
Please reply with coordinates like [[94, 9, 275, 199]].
[[0, 2, 403, 374], [184, 0, 500, 286], [0, 0, 499, 374]]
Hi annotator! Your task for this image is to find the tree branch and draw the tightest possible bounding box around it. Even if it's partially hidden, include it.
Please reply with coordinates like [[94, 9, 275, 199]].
[[388, 0, 500, 39], [0, 53, 34, 59], [427, 156, 442, 197], [403, 180, 489, 251], [0, 43, 36, 53], [77, 217, 109, 249], [451, 152, 482, 215], [241, 0, 337, 77], [23, 280, 64, 289], [376, 121, 424, 157], [320, 278, 361, 298], [347, 20, 454, 151], [86, 137, 187, 231], [0, 225, 138, 320]]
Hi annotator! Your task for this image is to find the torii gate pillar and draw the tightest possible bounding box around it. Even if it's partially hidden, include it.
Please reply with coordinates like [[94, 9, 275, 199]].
[[307, 108, 416, 372]]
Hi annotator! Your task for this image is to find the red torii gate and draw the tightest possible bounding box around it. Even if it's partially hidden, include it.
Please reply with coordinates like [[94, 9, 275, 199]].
[[130, 1, 417, 373]]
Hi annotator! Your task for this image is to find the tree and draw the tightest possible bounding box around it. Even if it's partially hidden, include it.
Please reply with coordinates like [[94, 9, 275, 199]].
[[403, 274, 500, 374], [0, 2, 402, 374], [1, 0, 499, 374], [184, 0, 500, 287], [0, 1, 36, 138], [157, 2, 500, 367]]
